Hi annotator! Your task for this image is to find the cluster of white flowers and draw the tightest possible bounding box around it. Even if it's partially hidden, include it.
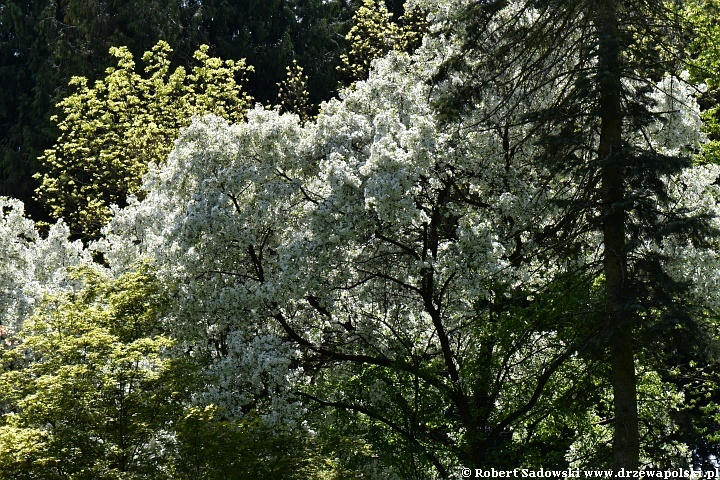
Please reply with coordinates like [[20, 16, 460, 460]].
[[0, 197, 90, 336], [626, 72, 707, 157], [654, 163, 720, 310], [98, 51, 538, 422]]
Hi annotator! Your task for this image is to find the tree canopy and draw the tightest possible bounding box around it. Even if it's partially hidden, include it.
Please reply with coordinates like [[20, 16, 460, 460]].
[[97, 34, 717, 475], [1, 0, 720, 477], [35, 41, 253, 239], [0, 0, 359, 220]]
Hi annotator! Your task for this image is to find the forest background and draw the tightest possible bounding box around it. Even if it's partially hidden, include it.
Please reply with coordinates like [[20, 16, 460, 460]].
[[2, 0, 720, 478]]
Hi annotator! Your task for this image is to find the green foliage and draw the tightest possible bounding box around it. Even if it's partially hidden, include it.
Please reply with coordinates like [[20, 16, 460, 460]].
[[3, 0, 719, 474], [0, 260, 367, 479], [0, 0, 201, 219], [339, 0, 426, 84], [172, 406, 328, 480], [0, 263, 196, 479], [35, 41, 253, 239], [2, 0, 355, 217], [341, 0, 401, 82], [686, 0, 720, 164], [277, 60, 312, 123]]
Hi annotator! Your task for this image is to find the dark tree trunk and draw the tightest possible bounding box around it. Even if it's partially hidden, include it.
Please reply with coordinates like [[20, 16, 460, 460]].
[[596, 0, 640, 471]]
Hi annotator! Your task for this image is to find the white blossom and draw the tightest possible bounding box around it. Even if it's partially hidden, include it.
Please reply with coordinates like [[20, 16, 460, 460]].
[[0, 198, 90, 335]]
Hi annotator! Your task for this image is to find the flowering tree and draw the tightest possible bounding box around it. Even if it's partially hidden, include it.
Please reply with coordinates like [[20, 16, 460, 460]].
[[0, 197, 89, 339], [94, 15, 719, 470], [3, 0, 716, 475]]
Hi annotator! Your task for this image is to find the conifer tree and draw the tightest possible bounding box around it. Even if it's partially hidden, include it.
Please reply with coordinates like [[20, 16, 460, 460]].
[[431, 0, 714, 470]]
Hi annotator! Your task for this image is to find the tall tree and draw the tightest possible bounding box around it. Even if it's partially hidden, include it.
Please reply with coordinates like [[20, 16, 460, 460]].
[[432, 0, 713, 471], [595, 0, 639, 468]]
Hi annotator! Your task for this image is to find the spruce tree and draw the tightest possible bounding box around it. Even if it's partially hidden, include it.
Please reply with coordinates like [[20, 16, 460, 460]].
[[433, 0, 714, 470]]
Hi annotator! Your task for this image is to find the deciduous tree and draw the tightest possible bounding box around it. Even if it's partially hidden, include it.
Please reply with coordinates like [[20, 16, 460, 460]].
[[0, 264, 194, 478], [35, 41, 252, 239], [98, 33, 713, 474], [687, 0, 720, 165], [339, 0, 427, 84]]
